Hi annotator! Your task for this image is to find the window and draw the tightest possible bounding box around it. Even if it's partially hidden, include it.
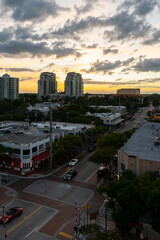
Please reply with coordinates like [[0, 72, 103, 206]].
[[39, 144, 43, 151], [23, 163, 30, 169], [32, 147, 37, 153], [23, 149, 30, 155], [15, 149, 20, 154], [121, 163, 125, 170]]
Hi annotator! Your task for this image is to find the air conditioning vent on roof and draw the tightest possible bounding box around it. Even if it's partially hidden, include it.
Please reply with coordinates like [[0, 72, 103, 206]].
[[154, 137, 160, 146]]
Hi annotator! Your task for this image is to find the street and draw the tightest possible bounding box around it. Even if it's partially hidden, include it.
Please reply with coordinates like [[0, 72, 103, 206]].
[[0, 152, 105, 240], [0, 108, 150, 240]]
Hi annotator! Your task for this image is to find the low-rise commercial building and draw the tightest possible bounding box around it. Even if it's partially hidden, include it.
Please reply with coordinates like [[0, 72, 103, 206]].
[[90, 105, 127, 115], [86, 112, 124, 128], [0, 121, 93, 173], [118, 122, 160, 176], [27, 102, 60, 115]]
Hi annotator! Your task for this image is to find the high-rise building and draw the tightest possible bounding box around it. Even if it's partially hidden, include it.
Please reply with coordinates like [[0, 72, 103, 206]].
[[0, 74, 19, 100], [65, 72, 83, 97], [38, 72, 57, 97]]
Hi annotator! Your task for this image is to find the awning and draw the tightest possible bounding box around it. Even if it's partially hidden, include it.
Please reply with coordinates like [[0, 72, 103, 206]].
[[0, 155, 20, 163], [32, 151, 49, 162], [12, 158, 20, 163]]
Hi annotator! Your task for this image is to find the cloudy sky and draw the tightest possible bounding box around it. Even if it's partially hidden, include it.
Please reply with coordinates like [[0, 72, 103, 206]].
[[0, 0, 160, 94]]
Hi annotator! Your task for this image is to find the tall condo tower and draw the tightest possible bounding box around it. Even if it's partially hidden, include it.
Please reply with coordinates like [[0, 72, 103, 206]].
[[0, 74, 19, 100], [65, 72, 83, 97], [38, 72, 57, 97]]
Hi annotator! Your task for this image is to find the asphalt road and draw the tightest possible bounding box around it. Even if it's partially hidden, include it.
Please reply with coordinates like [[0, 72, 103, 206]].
[[117, 106, 150, 132], [24, 179, 93, 207], [0, 108, 150, 240], [0, 200, 57, 240]]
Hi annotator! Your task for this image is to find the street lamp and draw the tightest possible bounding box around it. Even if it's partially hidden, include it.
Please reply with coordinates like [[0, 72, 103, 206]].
[[104, 199, 109, 230]]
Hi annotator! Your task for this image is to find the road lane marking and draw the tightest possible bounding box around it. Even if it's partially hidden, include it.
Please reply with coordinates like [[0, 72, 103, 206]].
[[25, 225, 39, 238], [6, 206, 42, 235], [59, 231, 72, 239]]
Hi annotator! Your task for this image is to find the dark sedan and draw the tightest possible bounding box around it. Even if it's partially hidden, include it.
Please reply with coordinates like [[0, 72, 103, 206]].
[[63, 169, 78, 181], [97, 166, 108, 177], [0, 207, 23, 223]]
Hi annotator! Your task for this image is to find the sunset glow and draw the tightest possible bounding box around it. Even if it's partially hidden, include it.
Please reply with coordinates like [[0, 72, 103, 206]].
[[0, 0, 160, 94]]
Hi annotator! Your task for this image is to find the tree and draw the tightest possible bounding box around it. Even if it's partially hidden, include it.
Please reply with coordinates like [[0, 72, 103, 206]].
[[52, 135, 82, 164], [89, 146, 117, 176], [97, 132, 128, 149], [99, 171, 160, 234], [121, 169, 136, 181], [0, 144, 14, 156]]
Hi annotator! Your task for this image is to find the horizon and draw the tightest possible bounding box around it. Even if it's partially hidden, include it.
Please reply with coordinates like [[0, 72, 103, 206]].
[[0, 0, 160, 94]]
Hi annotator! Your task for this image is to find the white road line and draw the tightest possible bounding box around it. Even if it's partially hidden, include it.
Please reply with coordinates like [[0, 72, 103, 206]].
[[25, 226, 39, 238], [0, 202, 13, 211]]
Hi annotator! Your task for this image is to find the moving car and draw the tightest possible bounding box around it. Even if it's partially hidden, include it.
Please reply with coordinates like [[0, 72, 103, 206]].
[[69, 158, 78, 167], [97, 166, 108, 177], [0, 207, 23, 223], [64, 169, 78, 181]]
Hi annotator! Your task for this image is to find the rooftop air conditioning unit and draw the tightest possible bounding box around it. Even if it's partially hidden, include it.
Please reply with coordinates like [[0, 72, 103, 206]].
[[154, 137, 160, 146]]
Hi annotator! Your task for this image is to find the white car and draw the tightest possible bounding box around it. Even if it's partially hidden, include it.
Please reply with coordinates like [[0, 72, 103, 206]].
[[69, 158, 78, 167]]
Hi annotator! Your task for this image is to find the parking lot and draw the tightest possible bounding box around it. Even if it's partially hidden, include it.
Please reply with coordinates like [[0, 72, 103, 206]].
[[24, 179, 93, 207], [0, 199, 57, 240]]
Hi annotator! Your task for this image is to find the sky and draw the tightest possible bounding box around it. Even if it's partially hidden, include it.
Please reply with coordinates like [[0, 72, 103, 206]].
[[0, 0, 160, 94]]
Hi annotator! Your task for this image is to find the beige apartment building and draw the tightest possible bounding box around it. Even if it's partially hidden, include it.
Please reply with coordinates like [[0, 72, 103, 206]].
[[117, 88, 140, 95], [118, 122, 160, 176]]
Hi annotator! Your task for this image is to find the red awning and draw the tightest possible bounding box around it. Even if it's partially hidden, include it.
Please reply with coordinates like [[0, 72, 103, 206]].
[[32, 151, 49, 162], [12, 158, 20, 163], [0, 155, 20, 163]]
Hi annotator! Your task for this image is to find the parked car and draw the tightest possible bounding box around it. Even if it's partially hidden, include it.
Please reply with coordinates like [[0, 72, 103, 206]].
[[0, 207, 23, 223], [64, 169, 78, 181], [97, 166, 108, 177], [88, 144, 96, 152], [130, 117, 135, 121], [69, 159, 78, 167]]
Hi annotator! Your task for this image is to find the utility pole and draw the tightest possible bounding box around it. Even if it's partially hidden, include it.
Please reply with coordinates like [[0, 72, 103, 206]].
[[49, 106, 52, 170], [104, 199, 108, 230], [3, 206, 7, 239]]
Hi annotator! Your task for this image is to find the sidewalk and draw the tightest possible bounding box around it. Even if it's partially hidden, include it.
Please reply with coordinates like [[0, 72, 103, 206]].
[[0, 186, 16, 207]]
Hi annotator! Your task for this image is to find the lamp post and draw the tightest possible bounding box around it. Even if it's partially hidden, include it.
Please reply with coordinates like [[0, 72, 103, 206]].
[[104, 199, 109, 230]]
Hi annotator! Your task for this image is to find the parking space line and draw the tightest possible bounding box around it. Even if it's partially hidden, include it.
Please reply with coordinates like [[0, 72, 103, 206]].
[[25, 225, 39, 238], [6, 206, 42, 235], [59, 231, 72, 239]]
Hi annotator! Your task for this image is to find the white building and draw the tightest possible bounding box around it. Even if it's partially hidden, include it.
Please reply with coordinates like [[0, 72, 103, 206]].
[[65, 72, 83, 97], [86, 112, 124, 128], [27, 102, 60, 115], [90, 105, 127, 115], [0, 74, 19, 100], [0, 121, 93, 173], [38, 72, 57, 97]]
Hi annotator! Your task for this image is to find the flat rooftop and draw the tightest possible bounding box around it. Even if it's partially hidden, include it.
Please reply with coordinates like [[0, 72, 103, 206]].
[[0, 121, 93, 145], [122, 122, 160, 162], [0, 131, 50, 145]]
